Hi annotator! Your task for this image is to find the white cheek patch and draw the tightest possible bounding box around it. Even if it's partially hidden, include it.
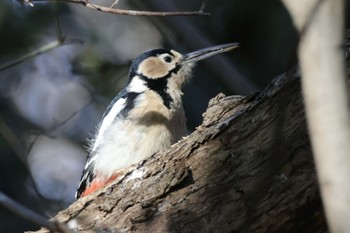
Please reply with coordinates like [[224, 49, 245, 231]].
[[92, 98, 126, 152], [127, 76, 148, 93]]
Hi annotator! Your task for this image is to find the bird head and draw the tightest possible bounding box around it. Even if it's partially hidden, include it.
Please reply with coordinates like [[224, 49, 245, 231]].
[[126, 43, 239, 108]]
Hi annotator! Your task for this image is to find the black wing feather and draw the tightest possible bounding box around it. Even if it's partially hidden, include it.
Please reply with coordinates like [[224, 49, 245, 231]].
[[75, 88, 140, 199]]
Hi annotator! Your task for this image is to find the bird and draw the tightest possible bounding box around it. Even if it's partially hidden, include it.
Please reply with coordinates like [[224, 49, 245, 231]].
[[76, 43, 239, 199]]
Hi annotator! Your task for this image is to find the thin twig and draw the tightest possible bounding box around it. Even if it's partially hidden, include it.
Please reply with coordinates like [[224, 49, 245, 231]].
[[28, 0, 210, 16], [0, 114, 70, 211], [48, 100, 94, 135], [199, 0, 208, 12], [55, 16, 65, 41], [109, 0, 119, 9], [0, 115, 26, 162], [0, 191, 74, 233], [0, 38, 82, 72]]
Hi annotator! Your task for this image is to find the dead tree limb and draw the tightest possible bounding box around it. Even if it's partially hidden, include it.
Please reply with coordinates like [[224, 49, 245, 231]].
[[27, 65, 329, 233], [282, 1, 350, 232]]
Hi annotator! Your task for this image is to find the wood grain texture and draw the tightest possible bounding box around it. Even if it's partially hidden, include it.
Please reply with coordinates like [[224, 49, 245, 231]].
[[28, 67, 327, 233]]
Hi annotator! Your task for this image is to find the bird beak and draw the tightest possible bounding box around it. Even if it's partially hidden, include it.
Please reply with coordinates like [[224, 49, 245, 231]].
[[181, 43, 239, 64]]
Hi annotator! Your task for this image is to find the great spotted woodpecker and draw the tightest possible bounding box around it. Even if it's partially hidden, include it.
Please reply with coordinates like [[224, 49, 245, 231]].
[[76, 43, 239, 198]]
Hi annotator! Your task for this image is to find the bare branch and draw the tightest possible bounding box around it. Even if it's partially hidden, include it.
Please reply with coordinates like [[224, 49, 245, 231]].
[[27, 0, 211, 16], [109, 0, 119, 9], [145, 0, 256, 94], [0, 38, 82, 72], [0, 191, 74, 233]]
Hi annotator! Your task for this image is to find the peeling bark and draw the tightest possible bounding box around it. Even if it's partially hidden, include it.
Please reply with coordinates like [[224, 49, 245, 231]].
[[29, 67, 328, 233]]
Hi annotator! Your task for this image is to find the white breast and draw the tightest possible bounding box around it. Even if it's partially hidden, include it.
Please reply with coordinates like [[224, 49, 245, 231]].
[[92, 90, 187, 179]]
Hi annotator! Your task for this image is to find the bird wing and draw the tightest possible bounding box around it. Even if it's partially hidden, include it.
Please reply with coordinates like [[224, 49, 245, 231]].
[[75, 89, 140, 199], [91, 89, 129, 153]]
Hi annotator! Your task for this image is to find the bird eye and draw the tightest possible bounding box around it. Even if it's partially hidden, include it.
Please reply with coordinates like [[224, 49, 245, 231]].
[[164, 56, 172, 63]]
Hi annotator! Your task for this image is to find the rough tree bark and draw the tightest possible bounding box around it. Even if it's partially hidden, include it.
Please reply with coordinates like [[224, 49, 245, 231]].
[[27, 62, 335, 233]]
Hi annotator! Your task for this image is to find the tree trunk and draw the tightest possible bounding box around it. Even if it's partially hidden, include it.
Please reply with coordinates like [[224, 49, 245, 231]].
[[27, 64, 332, 233]]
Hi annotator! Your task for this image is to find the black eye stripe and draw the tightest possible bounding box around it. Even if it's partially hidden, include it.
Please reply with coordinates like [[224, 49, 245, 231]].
[[164, 56, 172, 63], [138, 72, 174, 109]]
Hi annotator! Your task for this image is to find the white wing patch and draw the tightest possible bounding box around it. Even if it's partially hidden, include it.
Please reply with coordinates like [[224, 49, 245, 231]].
[[92, 98, 127, 152]]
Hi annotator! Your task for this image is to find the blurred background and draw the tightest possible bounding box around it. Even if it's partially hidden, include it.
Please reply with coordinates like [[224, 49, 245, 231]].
[[0, 0, 299, 232]]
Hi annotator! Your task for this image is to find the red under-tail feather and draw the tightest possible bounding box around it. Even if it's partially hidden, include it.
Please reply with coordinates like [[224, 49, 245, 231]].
[[80, 173, 121, 198]]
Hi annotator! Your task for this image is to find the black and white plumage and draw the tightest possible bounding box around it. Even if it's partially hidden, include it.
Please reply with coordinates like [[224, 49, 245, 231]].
[[76, 43, 239, 198]]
